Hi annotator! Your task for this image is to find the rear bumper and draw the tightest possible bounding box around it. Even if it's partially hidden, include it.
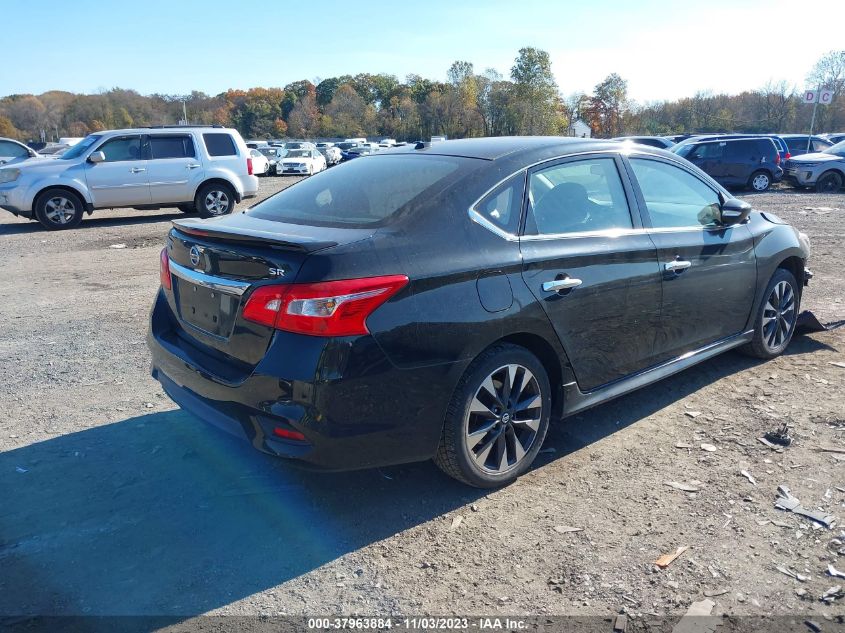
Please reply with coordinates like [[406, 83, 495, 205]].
[[146, 289, 452, 471]]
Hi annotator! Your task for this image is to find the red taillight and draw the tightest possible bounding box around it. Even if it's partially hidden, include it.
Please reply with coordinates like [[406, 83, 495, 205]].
[[242, 275, 409, 337], [159, 247, 172, 290], [272, 427, 306, 441], [775, 153, 781, 165], [785, 152, 791, 160], [247, 157, 253, 175]]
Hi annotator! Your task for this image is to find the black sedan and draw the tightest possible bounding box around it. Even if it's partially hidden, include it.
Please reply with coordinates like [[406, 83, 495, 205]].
[[148, 137, 811, 487]]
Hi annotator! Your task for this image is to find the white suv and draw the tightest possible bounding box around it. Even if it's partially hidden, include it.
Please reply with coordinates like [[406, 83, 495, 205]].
[[0, 126, 259, 229]]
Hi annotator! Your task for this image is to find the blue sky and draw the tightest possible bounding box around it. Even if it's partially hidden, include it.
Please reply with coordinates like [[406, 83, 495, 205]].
[[5, 0, 844, 102]]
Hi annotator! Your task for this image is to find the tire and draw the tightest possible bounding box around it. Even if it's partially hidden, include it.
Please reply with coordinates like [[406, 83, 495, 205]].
[[740, 268, 800, 359], [748, 170, 771, 192], [815, 171, 843, 193], [262, 163, 270, 176], [434, 343, 551, 488], [195, 182, 236, 218], [177, 204, 196, 214], [34, 188, 85, 230]]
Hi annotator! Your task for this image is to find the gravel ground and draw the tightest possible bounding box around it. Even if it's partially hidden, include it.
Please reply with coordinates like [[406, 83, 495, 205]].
[[0, 177, 843, 627]]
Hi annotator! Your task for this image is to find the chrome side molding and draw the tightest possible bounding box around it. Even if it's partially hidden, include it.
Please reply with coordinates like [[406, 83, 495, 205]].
[[562, 330, 755, 417]]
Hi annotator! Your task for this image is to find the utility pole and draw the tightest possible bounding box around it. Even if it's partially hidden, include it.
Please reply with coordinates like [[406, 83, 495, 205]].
[[807, 83, 820, 154]]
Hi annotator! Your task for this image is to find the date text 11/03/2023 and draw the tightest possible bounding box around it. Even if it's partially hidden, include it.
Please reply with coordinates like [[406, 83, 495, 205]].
[[307, 617, 528, 630]]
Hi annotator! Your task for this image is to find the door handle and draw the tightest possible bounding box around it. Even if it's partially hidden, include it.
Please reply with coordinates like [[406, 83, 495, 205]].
[[542, 277, 583, 292], [664, 260, 692, 273], [187, 164, 201, 169], [130, 167, 146, 173]]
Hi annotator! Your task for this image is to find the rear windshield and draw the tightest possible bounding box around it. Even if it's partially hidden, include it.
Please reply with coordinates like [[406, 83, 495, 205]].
[[248, 154, 473, 227]]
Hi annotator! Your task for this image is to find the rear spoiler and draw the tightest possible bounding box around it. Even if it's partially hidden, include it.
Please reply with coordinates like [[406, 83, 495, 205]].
[[172, 218, 339, 252]]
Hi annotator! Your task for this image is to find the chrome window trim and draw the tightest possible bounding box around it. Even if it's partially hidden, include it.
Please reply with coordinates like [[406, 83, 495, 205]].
[[168, 259, 251, 296], [465, 148, 726, 241]]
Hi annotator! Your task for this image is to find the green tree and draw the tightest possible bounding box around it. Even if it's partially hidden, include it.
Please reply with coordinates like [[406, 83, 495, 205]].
[[510, 47, 559, 134]]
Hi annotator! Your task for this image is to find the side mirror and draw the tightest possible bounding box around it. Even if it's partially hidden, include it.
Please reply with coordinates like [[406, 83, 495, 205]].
[[28, 149, 37, 158], [719, 198, 751, 225], [88, 151, 106, 164]]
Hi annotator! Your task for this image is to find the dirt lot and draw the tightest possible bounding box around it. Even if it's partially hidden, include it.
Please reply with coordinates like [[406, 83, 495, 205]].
[[1, 177, 843, 627]]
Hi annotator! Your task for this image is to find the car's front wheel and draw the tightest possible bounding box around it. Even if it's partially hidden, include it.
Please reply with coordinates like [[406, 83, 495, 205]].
[[196, 182, 235, 218], [34, 188, 85, 230], [815, 171, 843, 193], [741, 268, 800, 359], [434, 343, 551, 487], [749, 170, 771, 192]]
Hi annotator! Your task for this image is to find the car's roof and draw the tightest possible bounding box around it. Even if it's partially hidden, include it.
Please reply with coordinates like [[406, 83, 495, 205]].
[[388, 136, 613, 161], [96, 127, 238, 135]]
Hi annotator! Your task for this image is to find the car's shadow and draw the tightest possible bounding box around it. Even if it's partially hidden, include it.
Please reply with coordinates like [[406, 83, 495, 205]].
[[0, 212, 186, 235], [0, 335, 834, 617]]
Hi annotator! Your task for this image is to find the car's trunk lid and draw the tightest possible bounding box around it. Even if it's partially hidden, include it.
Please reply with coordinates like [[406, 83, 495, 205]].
[[166, 215, 375, 372]]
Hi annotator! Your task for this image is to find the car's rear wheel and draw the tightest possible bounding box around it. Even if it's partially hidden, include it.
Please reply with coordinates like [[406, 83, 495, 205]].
[[749, 170, 771, 192], [740, 268, 800, 359], [34, 188, 84, 230], [815, 171, 843, 193], [263, 162, 270, 176], [196, 182, 235, 218], [434, 343, 551, 487]]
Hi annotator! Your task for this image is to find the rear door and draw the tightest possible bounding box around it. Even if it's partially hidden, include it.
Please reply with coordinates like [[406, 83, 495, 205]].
[[625, 156, 757, 361], [146, 133, 204, 204], [84, 134, 150, 208], [519, 154, 663, 391], [722, 140, 752, 185]]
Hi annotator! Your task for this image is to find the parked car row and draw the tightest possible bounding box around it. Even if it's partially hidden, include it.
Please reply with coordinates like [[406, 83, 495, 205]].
[[612, 132, 842, 192]]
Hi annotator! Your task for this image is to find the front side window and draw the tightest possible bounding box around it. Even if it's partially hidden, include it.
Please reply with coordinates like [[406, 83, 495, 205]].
[[630, 158, 721, 228], [203, 133, 237, 157], [149, 135, 195, 159], [812, 138, 832, 152], [689, 142, 724, 160], [526, 158, 632, 235], [0, 140, 29, 158], [97, 136, 142, 162]]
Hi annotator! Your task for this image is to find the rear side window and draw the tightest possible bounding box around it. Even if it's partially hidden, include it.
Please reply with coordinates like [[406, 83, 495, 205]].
[[203, 133, 237, 157], [785, 137, 808, 153], [473, 175, 524, 235], [149, 135, 195, 159], [248, 154, 470, 227], [527, 158, 632, 235]]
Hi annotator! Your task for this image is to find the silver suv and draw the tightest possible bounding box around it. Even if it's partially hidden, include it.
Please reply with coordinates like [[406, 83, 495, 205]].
[[0, 126, 259, 229], [783, 140, 845, 193]]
